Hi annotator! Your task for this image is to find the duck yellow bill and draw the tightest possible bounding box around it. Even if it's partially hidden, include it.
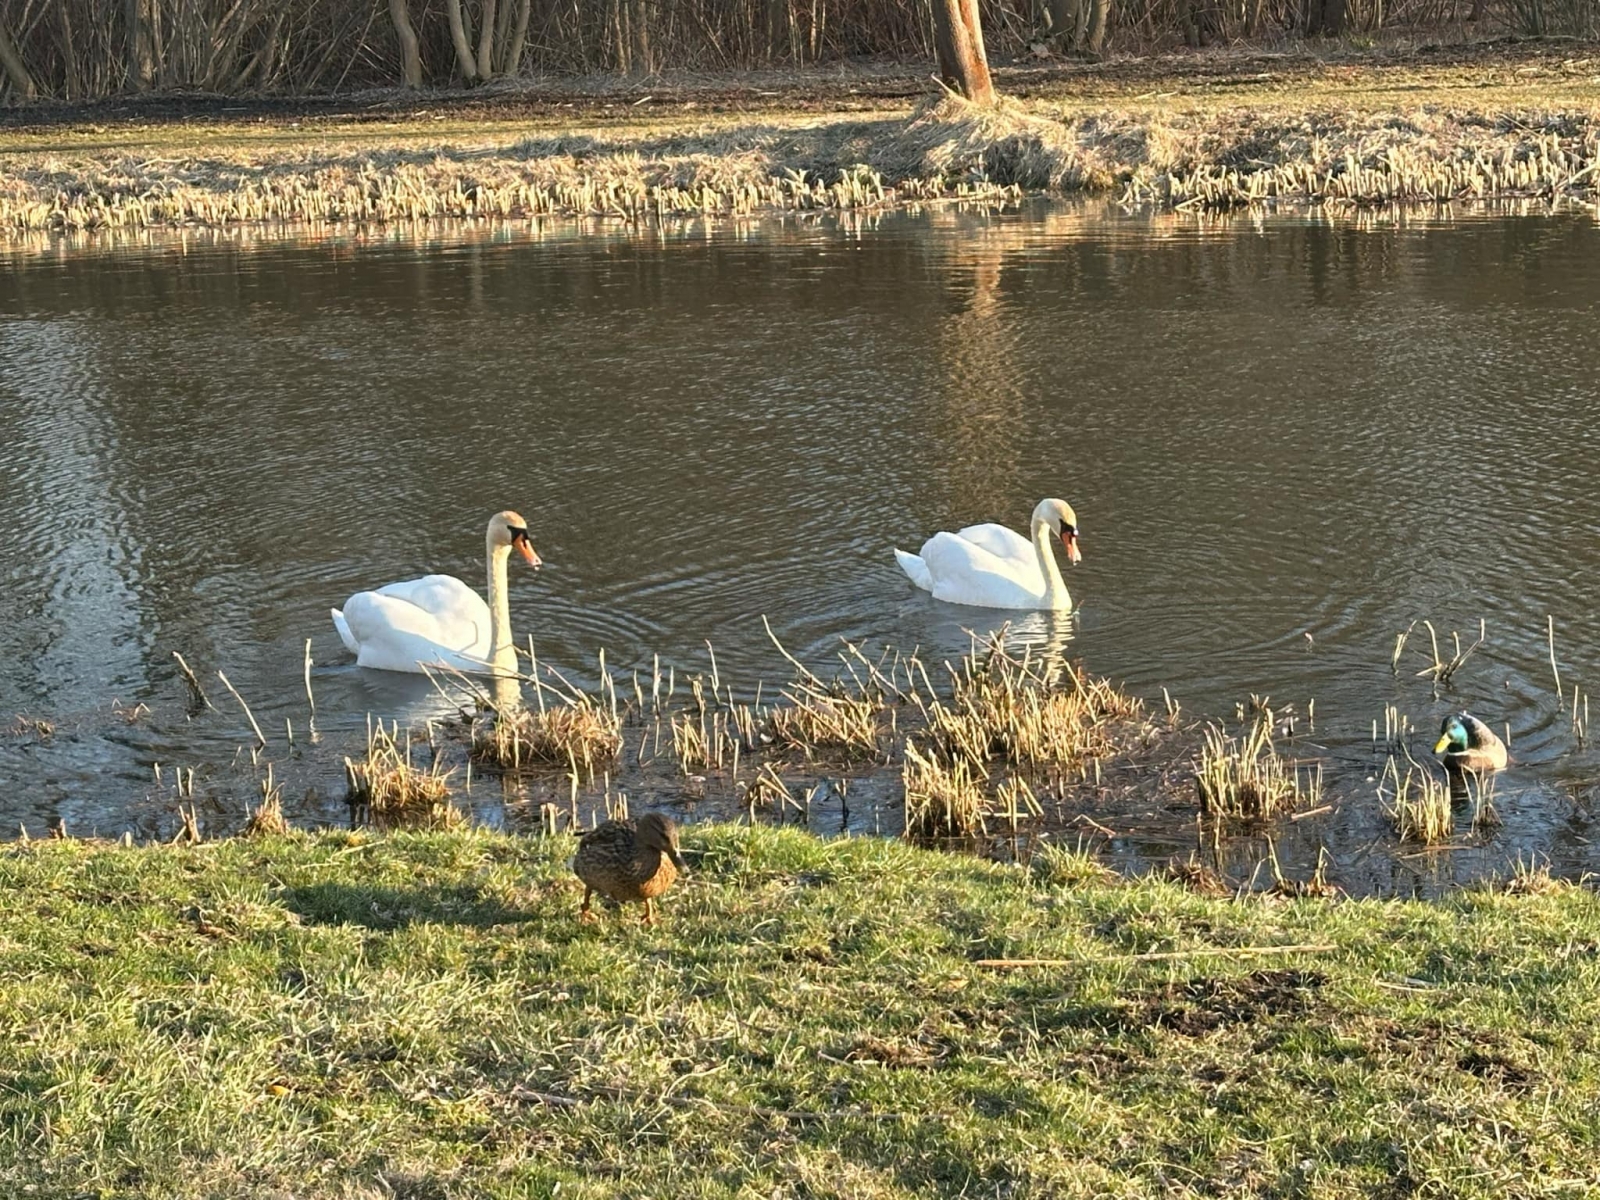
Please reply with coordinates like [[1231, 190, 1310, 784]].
[[1433, 734, 1451, 753]]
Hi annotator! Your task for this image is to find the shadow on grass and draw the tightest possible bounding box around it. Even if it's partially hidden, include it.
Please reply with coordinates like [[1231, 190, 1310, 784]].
[[281, 882, 529, 930]]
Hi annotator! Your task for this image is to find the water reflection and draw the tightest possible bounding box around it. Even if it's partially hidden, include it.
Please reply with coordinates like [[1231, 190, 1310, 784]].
[[2, 201, 1599, 892]]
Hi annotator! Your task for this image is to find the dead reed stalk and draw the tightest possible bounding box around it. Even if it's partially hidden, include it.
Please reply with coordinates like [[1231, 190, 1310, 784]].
[[1194, 715, 1319, 820], [346, 718, 460, 828], [474, 694, 622, 781], [244, 764, 289, 837], [902, 737, 987, 839], [1381, 756, 1452, 845]]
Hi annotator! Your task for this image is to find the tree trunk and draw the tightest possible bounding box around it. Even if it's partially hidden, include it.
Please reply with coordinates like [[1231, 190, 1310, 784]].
[[1321, 0, 1347, 33], [931, 0, 995, 104], [1084, 0, 1109, 51], [628, 0, 650, 75], [501, 0, 531, 75], [606, 0, 624, 72], [58, 0, 78, 99], [0, 17, 34, 100], [476, 0, 497, 78], [126, 0, 155, 91], [765, 0, 790, 59], [1046, 0, 1082, 45], [445, 0, 480, 80], [388, 0, 422, 86]]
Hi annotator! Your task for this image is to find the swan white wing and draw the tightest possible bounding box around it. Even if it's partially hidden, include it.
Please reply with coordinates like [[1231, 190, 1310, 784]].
[[918, 531, 1048, 610], [371, 573, 487, 620], [336, 573, 493, 674], [951, 522, 1035, 569], [894, 548, 934, 592]]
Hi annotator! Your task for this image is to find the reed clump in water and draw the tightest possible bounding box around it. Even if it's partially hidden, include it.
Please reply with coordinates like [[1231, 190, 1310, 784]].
[[896, 631, 1150, 838], [474, 695, 622, 781], [243, 766, 289, 838], [346, 720, 461, 829], [919, 636, 1143, 771], [767, 687, 882, 760], [1382, 757, 1452, 845], [1194, 715, 1320, 820], [902, 738, 988, 840]]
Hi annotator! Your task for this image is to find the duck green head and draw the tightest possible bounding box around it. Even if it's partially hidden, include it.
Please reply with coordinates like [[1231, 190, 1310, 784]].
[[1434, 715, 1470, 755]]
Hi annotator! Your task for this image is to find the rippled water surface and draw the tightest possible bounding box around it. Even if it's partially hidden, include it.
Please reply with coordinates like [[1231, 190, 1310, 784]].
[[4, 204, 1600, 892]]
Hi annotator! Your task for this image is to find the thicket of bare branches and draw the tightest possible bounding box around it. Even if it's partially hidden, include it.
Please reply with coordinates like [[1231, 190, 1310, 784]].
[[0, 0, 1576, 101]]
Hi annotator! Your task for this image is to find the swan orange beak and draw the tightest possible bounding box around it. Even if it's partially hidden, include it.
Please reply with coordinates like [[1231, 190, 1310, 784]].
[[512, 532, 541, 567], [1061, 529, 1082, 565]]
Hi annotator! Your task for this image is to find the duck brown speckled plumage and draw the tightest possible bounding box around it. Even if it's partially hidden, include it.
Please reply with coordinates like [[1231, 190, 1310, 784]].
[[573, 812, 687, 925]]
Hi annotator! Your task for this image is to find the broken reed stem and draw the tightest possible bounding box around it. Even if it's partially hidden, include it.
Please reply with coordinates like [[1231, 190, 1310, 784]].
[[507, 1084, 915, 1123], [303, 638, 317, 738], [974, 943, 1339, 968], [1549, 615, 1564, 709], [216, 670, 267, 748], [172, 651, 215, 711]]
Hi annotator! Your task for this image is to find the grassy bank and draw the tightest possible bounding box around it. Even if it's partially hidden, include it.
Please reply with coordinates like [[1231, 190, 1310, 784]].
[[2, 825, 1597, 1197], [1, 44, 1598, 235]]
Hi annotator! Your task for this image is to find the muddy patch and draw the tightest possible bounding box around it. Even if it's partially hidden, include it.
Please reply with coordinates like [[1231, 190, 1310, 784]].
[[1146, 969, 1328, 1036]]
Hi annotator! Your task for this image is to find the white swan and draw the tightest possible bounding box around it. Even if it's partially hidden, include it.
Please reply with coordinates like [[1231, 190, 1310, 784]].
[[331, 510, 541, 674], [894, 498, 1081, 611]]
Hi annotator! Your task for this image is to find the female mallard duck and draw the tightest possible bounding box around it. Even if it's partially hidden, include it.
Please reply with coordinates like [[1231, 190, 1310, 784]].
[[574, 813, 687, 925], [1434, 713, 1507, 775]]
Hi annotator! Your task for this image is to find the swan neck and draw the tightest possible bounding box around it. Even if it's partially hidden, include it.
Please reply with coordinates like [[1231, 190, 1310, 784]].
[[1032, 517, 1069, 608], [486, 539, 516, 678]]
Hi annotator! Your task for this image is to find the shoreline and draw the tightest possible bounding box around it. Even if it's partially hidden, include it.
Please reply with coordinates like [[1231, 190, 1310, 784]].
[[2, 44, 1598, 235], [1, 823, 1595, 1196]]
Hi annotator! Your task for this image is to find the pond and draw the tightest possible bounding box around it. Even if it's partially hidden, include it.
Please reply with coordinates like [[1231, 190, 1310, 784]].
[[3, 202, 1598, 894]]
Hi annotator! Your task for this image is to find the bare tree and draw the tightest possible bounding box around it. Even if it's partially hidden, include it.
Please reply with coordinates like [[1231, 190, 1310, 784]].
[[502, 0, 531, 75], [445, 0, 479, 80], [1085, 0, 1110, 50], [1304, 0, 1346, 32], [0, 15, 34, 98], [931, 0, 995, 103], [389, 0, 423, 86], [125, 0, 155, 89]]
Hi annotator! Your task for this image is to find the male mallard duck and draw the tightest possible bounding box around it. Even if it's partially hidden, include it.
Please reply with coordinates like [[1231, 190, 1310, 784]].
[[1434, 713, 1507, 775], [573, 813, 687, 925]]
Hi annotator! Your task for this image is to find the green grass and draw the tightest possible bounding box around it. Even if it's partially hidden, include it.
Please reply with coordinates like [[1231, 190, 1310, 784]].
[[0, 826, 1597, 1197]]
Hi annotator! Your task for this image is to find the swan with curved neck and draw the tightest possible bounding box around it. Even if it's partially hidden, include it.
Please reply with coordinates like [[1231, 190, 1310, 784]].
[[331, 510, 541, 675], [893, 498, 1081, 611]]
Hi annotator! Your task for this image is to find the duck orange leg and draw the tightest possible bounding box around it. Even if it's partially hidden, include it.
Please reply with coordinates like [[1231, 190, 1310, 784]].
[[642, 898, 658, 926], [579, 886, 598, 923]]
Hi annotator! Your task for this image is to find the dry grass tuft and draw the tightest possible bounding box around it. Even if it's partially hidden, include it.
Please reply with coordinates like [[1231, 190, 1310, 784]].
[[346, 720, 460, 829], [1164, 856, 1232, 896], [1381, 756, 1452, 845], [1496, 855, 1572, 896], [1031, 839, 1117, 888], [922, 635, 1141, 772], [886, 95, 1101, 191], [243, 767, 289, 838], [903, 738, 988, 840], [767, 687, 882, 760], [475, 695, 622, 781], [1194, 716, 1319, 820], [896, 631, 1146, 840]]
